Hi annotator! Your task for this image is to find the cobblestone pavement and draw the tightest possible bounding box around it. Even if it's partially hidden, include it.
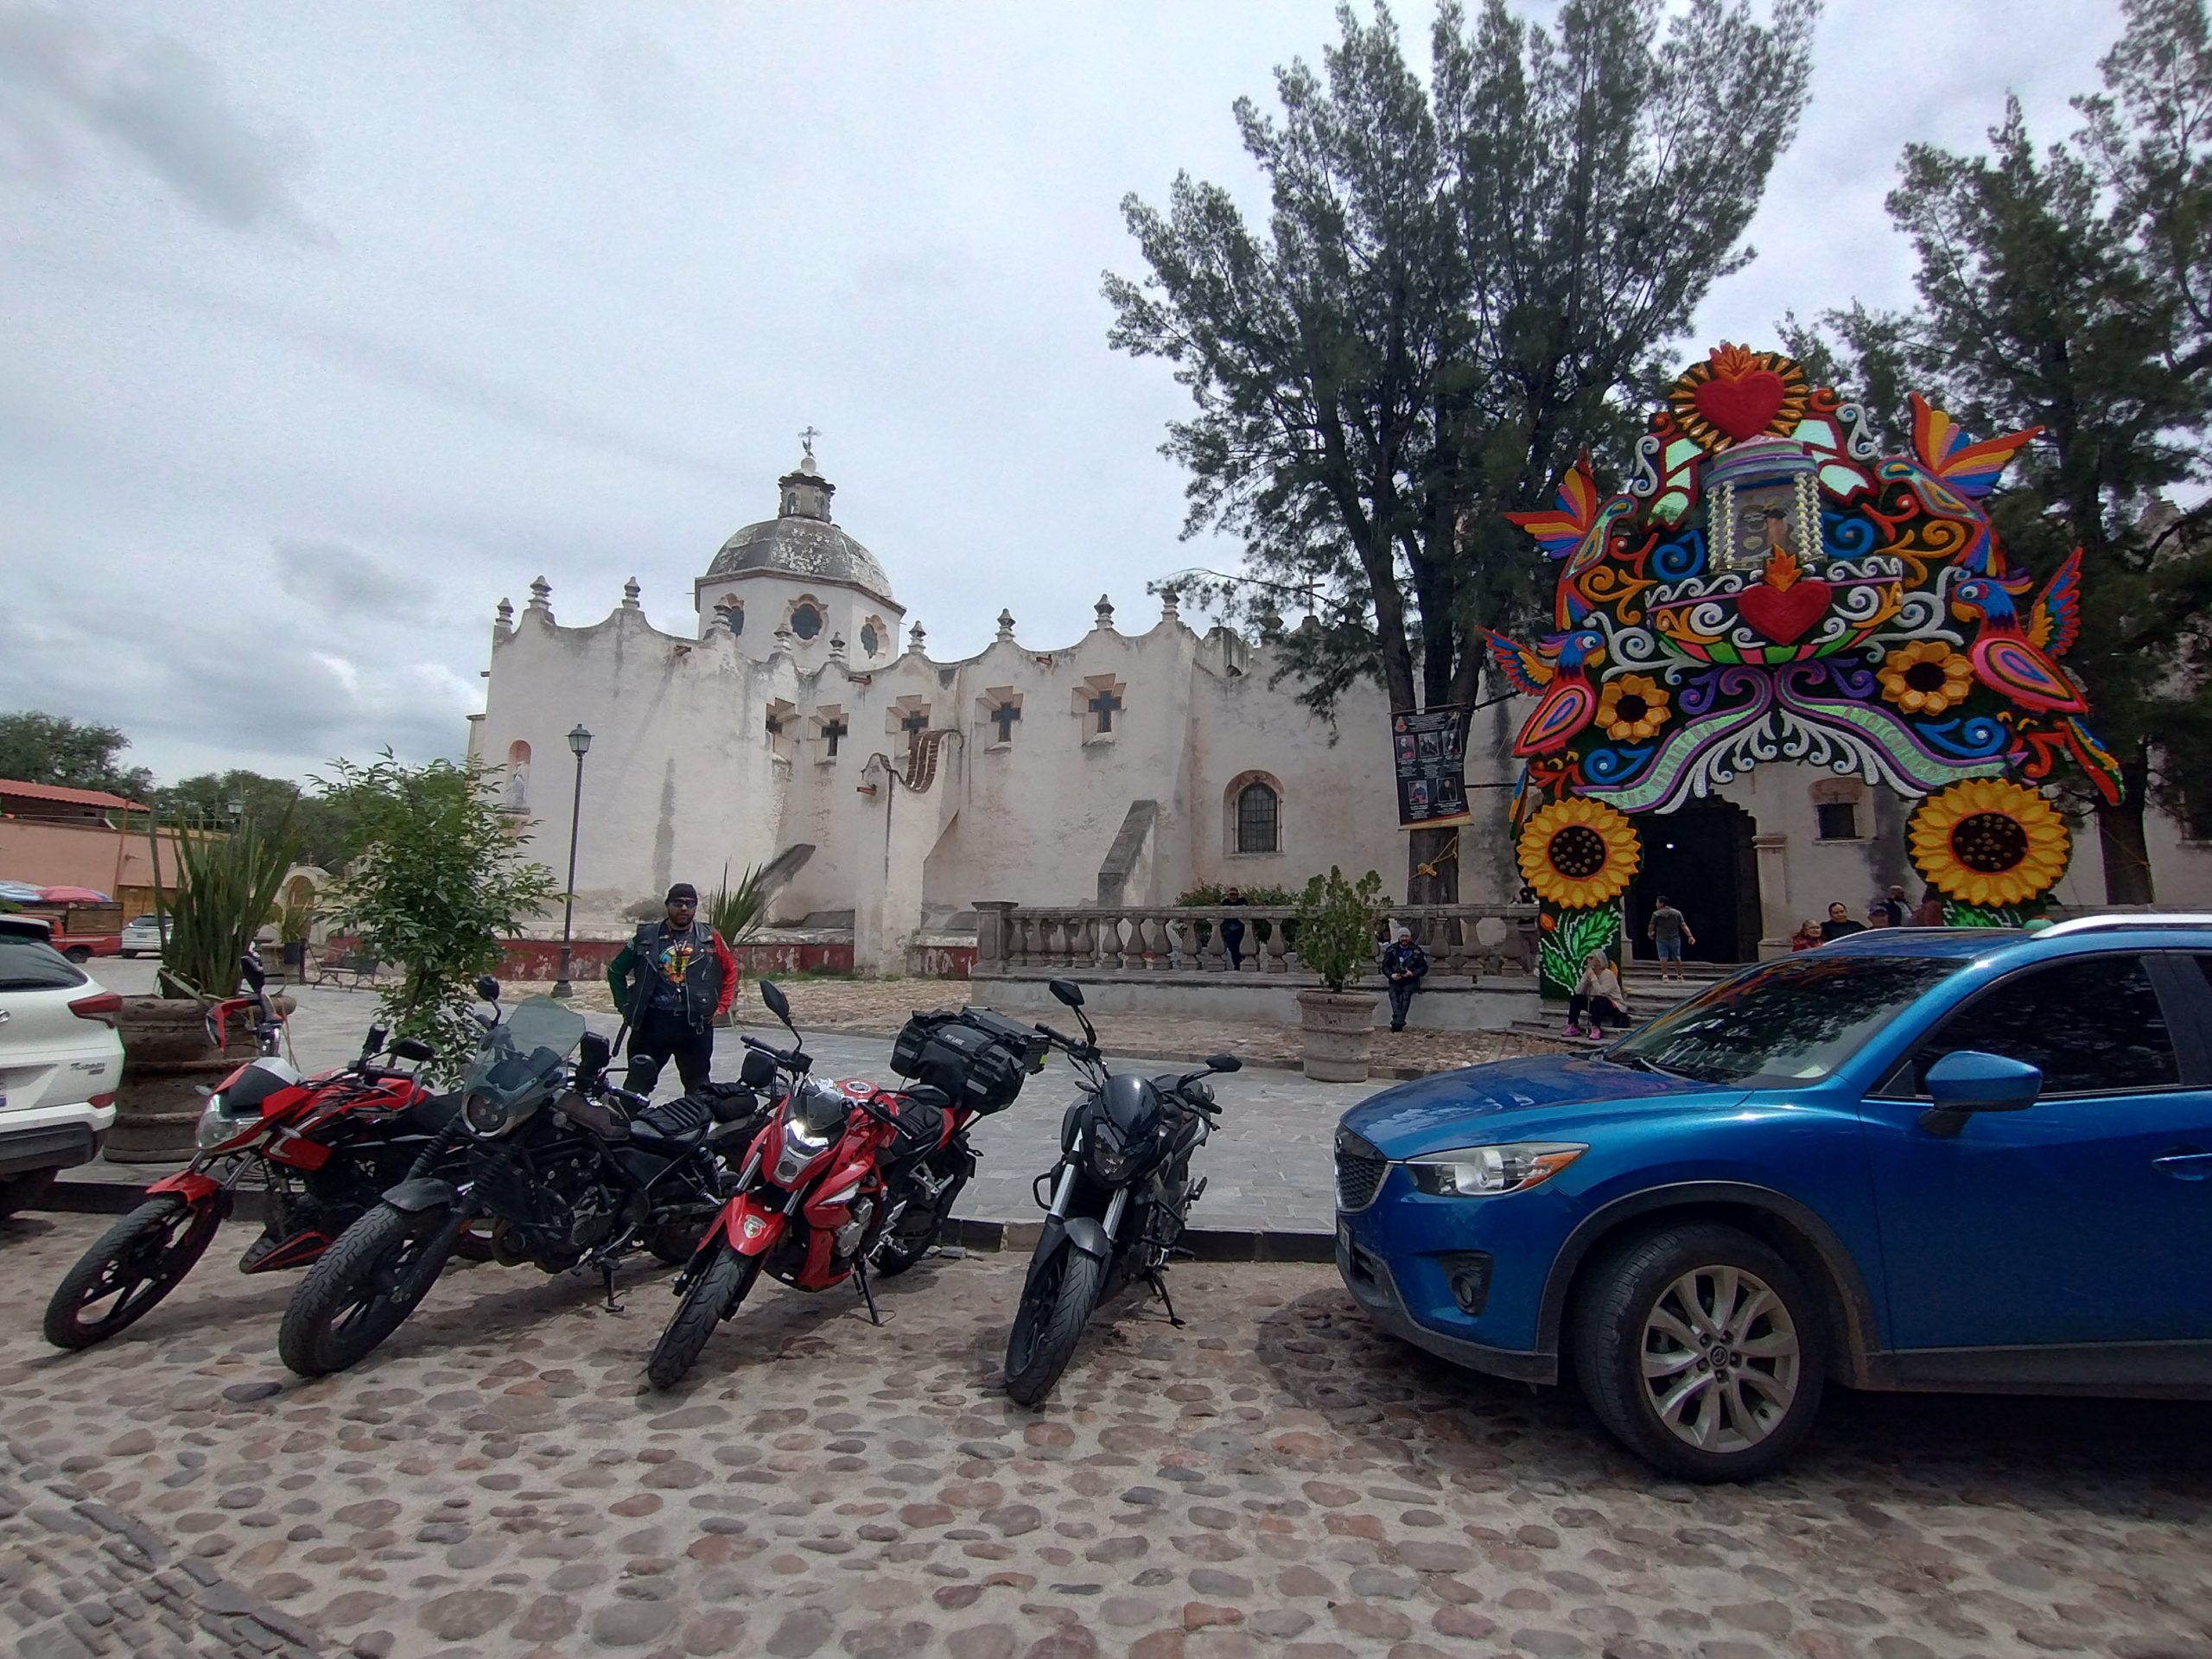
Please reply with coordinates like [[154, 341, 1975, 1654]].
[[3, 1212, 2210, 1659]]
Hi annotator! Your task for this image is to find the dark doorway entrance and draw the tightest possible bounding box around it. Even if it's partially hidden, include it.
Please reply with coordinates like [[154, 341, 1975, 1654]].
[[1627, 800, 1761, 963]]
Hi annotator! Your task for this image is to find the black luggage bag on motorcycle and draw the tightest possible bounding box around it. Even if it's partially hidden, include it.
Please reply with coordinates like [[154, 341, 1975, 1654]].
[[889, 1007, 1046, 1116]]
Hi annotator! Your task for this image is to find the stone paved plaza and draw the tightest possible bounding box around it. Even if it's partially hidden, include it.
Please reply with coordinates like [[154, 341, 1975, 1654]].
[[3, 1211, 2210, 1659]]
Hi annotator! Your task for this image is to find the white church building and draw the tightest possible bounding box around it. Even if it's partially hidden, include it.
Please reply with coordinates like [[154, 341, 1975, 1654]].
[[469, 448, 2212, 971]]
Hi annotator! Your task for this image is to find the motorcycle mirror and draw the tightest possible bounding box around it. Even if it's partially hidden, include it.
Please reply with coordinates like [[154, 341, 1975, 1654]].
[[391, 1038, 434, 1064], [578, 1031, 613, 1079], [625, 1051, 664, 1093], [1048, 978, 1084, 1009], [240, 952, 267, 993], [363, 1025, 388, 1055], [475, 975, 502, 1002], [760, 978, 798, 1038], [1208, 1053, 1242, 1073]]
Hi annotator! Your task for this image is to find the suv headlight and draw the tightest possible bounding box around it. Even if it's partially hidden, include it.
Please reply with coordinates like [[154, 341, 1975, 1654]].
[[1405, 1141, 1586, 1198]]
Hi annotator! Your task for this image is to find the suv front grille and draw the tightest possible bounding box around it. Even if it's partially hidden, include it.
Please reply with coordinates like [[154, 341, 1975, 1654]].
[[1335, 1129, 1388, 1211]]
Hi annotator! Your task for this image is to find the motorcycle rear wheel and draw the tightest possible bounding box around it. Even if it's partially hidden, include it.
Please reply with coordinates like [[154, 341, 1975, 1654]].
[[646, 1245, 759, 1390], [1002, 1245, 1106, 1407], [278, 1205, 458, 1377], [43, 1195, 221, 1351]]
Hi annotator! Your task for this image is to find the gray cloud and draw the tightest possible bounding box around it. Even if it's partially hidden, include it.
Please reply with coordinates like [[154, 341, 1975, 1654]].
[[274, 537, 416, 613], [0, 3, 313, 236]]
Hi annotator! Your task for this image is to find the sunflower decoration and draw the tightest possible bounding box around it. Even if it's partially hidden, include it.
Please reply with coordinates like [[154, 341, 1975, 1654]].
[[1518, 797, 1643, 910], [1878, 639, 1974, 716], [1597, 673, 1671, 742], [1909, 779, 2071, 910]]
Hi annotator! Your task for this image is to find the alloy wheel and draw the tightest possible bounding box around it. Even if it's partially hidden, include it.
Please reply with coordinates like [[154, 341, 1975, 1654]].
[[1637, 1262, 1802, 1453]]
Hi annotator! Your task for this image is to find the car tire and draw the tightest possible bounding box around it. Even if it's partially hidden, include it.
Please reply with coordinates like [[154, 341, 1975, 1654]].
[[1570, 1222, 1825, 1483], [64, 946, 92, 964]]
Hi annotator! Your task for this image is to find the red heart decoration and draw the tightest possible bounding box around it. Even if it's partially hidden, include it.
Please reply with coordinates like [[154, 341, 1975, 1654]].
[[1693, 368, 1789, 442], [1737, 577, 1832, 645]]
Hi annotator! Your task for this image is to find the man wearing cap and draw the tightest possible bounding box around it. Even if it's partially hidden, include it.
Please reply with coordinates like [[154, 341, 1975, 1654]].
[[608, 883, 737, 1092]]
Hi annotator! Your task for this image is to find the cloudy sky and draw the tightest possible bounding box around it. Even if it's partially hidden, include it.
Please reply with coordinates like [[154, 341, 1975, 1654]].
[[0, 0, 2125, 786]]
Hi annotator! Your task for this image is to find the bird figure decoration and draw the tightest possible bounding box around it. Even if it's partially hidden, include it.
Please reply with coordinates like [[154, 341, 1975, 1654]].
[[1949, 549, 2124, 803], [1505, 451, 1639, 627], [1875, 393, 2041, 574], [1481, 595, 1611, 757]]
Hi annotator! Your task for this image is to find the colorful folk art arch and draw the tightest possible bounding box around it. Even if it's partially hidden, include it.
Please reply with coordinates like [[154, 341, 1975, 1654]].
[[1491, 344, 2120, 970]]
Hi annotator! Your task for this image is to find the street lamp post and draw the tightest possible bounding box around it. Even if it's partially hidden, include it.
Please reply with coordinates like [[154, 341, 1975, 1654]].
[[551, 724, 593, 999]]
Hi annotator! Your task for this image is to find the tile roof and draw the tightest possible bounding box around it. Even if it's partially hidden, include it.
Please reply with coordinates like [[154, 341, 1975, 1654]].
[[0, 779, 150, 812]]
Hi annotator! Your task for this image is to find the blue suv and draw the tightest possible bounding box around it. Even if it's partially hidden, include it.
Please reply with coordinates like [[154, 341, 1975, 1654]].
[[1334, 917, 2212, 1480]]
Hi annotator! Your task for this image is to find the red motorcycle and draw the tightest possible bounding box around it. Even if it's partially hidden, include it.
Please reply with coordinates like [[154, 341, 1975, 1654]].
[[644, 980, 1040, 1389], [41, 957, 480, 1351]]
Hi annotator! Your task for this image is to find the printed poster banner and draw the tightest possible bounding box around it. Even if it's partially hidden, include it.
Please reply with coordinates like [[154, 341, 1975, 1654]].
[[1393, 705, 1472, 830]]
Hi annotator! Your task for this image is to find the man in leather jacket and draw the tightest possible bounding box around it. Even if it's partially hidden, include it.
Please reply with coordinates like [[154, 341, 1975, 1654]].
[[1381, 928, 1429, 1033], [608, 883, 736, 1091]]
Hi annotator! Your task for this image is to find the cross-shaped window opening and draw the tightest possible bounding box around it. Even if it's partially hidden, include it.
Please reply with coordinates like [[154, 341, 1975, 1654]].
[[991, 704, 1020, 744], [821, 716, 848, 757], [1088, 689, 1123, 734], [900, 710, 931, 735]]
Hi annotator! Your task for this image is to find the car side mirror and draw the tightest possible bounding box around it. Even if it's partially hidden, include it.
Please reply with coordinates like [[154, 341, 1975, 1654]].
[[1208, 1053, 1242, 1073], [1918, 1050, 2041, 1137], [390, 1038, 434, 1064], [1049, 978, 1084, 1009], [475, 976, 502, 1002]]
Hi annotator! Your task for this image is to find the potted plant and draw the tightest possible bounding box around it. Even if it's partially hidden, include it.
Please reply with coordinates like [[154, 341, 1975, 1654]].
[[1292, 866, 1385, 1083], [113, 805, 298, 1162], [706, 862, 772, 1025], [277, 899, 314, 979]]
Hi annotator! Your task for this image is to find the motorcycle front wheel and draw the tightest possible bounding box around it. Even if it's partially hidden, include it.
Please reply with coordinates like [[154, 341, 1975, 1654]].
[[43, 1195, 222, 1351], [646, 1244, 760, 1390], [278, 1204, 459, 1377], [1002, 1244, 1106, 1407]]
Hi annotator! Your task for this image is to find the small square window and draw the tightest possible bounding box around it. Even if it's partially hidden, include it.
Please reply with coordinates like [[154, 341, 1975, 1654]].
[[1815, 802, 1859, 842]]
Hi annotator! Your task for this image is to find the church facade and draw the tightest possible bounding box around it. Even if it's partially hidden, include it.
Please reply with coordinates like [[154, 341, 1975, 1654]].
[[469, 449, 2212, 969]]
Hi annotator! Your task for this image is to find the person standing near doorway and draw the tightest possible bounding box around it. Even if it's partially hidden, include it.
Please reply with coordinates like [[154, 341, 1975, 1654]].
[[608, 882, 736, 1092], [1381, 928, 1429, 1033], [1819, 901, 1866, 943], [1645, 895, 1694, 981]]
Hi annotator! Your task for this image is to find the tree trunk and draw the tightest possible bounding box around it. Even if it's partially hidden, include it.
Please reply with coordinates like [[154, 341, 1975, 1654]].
[[1406, 824, 1460, 906], [2094, 787, 2157, 906]]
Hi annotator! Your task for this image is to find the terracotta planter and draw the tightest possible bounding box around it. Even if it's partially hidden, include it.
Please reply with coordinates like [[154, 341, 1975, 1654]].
[[111, 998, 224, 1164], [1297, 988, 1377, 1084]]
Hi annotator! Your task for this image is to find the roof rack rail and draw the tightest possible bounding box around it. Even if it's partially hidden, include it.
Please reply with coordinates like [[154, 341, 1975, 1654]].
[[2037, 912, 2212, 938]]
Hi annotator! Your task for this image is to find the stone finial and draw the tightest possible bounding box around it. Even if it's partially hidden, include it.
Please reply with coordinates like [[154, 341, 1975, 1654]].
[[1257, 606, 1283, 642], [907, 620, 927, 654], [621, 576, 641, 611], [772, 622, 794, 654], [495, 597, 514, 635], [1094, 594, 1115, 631], [1159, 584, 1181, 622], [995, 609, 1016, 643], [527, 575, 552, 618], [829, 632, 847, 663]]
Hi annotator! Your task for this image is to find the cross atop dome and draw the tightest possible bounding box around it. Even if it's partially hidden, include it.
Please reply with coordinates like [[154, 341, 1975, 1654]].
[[799, 423, 821, 459]]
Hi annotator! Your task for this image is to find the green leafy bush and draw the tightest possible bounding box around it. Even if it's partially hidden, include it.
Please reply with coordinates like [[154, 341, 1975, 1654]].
[[1292, 867, 1386, 993], [319, 753, 559, 1072], [1176, 881, 1301, 947]]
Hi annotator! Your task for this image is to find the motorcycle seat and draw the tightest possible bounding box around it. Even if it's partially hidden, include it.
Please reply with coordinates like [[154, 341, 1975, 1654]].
[[630, 1094, 714, 1150], [883, 1095, 950, 1161]]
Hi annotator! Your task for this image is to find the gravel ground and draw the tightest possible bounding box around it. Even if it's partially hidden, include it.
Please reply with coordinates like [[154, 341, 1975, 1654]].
[[3, 1211, 2209, 1659]]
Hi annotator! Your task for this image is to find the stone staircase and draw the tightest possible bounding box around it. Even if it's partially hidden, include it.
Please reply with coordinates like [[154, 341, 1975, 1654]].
[[1508, 960, 1745, 1048]]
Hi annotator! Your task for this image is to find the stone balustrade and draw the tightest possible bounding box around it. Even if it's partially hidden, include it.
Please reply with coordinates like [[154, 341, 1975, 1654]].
[[971, 900, 1539, 979]]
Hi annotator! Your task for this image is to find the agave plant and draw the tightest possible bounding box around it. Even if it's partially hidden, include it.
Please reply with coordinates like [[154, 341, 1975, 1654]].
[[150, 806, 299, 1001], [706, 861, 772, 950]]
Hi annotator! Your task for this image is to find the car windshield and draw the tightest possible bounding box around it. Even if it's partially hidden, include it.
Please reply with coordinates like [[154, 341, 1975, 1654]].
[[1608, 955, 1964, 1086], [462, 996, 588, 1104]]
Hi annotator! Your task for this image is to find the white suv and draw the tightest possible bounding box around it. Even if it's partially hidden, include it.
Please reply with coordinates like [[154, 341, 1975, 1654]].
[[0, 917, 124, 1217]]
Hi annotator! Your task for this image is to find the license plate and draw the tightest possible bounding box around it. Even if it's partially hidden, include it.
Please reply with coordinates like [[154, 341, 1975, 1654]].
[[1336, 1218, 1351, 1255]]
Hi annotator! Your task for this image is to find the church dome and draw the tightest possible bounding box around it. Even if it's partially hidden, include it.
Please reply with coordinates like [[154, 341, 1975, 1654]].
[[704, 448, 893, 606]]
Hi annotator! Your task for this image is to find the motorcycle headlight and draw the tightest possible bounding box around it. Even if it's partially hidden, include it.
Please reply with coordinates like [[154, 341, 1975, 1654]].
[[195, 1100, 238, 1149], [1405, 1141, 1586, 1198], [1084, 1121, 1135, 1185], [462, 1092, 509, 1136], [783, 1117, 830, 1158]]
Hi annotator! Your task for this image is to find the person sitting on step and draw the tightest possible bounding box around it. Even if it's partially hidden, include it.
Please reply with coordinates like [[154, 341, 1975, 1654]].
[[1566, 950, 1629, 1039]]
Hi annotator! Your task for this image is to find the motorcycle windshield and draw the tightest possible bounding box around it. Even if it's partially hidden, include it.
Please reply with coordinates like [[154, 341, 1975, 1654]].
[[462, 998, 588, 1109]]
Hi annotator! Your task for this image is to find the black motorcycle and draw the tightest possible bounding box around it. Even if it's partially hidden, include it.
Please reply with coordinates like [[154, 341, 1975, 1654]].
[[1001, 979, 1239, 1405], [276, 984, 763, 1376]]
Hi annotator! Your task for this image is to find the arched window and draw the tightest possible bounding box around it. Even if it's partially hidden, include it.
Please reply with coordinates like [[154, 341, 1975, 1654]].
[[1236, 781, 1279, 855], [715, 597, 744, 636]]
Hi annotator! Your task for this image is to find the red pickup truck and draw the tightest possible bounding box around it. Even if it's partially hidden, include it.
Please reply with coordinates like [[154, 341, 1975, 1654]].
[[16, 905, 123, 964]]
